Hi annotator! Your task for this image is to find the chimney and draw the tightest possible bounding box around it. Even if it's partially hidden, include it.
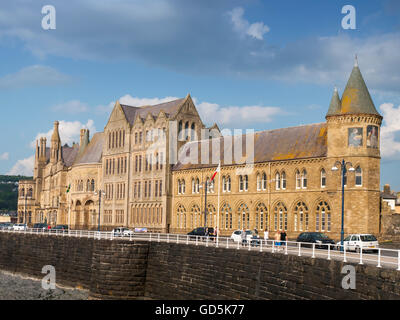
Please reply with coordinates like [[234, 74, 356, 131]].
[[383, 184, 391, 194]]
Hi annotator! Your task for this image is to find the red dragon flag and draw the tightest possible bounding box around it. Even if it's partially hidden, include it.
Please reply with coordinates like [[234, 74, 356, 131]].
[[210, 162, 220, 182]]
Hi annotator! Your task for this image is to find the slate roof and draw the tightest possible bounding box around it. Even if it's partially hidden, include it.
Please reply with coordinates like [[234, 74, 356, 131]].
[[327, 62, 381, 118], [73, 132, 104, 165], [172, 123, 328, 171], [121, 97, 186, 125]]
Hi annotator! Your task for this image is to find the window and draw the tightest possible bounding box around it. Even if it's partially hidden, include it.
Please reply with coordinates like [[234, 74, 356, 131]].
[[255, 203, 268, 231], [273, 202, 287, 231], [191, 204, 201, 228], [177, 204, 186, 229], [321, 169, 326, 188], [302, 170, 307, 189], [281, 171, 286, 189], [316, 201, 331, 232], [293, 202, 308, 232], [237, 203, 249, 230], [257, 174, 261, 191], [262, 173, 267, 190], [296, 170, 301, 189], [222, 203, 232, 230], [239, 175, 244, 192], [244, 175, 248, 191], [275, 172, 280, 190], [355, 166, 362, 186]]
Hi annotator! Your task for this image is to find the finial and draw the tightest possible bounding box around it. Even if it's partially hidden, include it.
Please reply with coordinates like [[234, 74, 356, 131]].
[[334, 85, 338, 92], [354, 54, 358, 67]]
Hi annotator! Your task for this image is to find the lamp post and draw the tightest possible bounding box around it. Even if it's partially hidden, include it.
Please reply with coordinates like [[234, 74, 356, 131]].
[[94, 190, 106, 232], [332, 159, 355, 251]]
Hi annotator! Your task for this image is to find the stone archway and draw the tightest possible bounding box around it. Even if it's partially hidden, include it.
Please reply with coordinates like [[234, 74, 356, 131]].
[[84, 200, 94, 230], [75, 200, 82, 229]]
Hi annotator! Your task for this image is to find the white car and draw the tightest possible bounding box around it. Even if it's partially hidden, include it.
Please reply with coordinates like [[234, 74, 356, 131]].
[[13, 223, 27, 231], [230, 230, 260, 244], [336, 234, 379, 253], [111, 227, 134, 237]]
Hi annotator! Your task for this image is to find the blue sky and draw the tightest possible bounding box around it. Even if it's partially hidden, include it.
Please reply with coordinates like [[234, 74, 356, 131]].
[[0, 0, 399, 190]]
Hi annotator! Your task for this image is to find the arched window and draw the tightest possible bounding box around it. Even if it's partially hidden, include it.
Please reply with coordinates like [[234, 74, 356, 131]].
[[86, 179, 91, 192], [181, 179, 185, 194], [302, 169, 307, 189], [20, 188, 25, 197], [222, 203, 232, 230], [273, 202, 287, 231], [195, 178, 200, 193], [226, 176, 231, 192], [262, 172, 267, 190], [177, 179, 181, 194], [207, 204, 216, 227], [321, 169, 326, 188], [275, 172, 281, 190], [293, 202, 309, 232], [185, 122, 189, 140], [27, 188, 33, 198], [91, 179, 95, 192], [316, 201, 331, 232], [255, 203, 268, 231], [296, 170, 301, 189], [237, 203, 249, 230], [257, 174, 261, 191], [239, 175, 244, 192], [281, 171, 286, 189], [244, 175, 248, 191], [176, 204, 186, 229], [178, 121, 183, 139], [191, 123, 196, 141], [355, 166, 362, 186], [191, 204, 201, 228]]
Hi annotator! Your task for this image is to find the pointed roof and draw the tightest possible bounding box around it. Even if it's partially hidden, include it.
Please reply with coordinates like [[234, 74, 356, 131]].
[[120, 97, 186, 125], [330, 58, 381, 117], [51, 121, 61, 142], [326, 87, 341, 117]]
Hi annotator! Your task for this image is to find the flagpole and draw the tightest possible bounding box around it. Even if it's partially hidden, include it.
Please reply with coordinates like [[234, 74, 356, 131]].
[[217, 161, 221, 246]]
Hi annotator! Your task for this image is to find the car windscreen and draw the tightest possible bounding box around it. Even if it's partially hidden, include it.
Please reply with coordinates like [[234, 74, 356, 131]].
[[360, 235, 377, 242]]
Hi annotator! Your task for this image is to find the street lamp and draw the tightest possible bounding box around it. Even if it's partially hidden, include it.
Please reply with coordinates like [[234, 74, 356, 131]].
[[94, 190, 106, 232], [331, 159, 355, 251]]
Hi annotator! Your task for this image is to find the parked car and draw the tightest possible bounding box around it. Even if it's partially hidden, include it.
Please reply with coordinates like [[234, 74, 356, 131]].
[[187, 227, 215, 240], [230, 230, 260, 246], [335, 234, 379, 253], [296, 232, 335, 249], [0, 222, 14, 230], [13, 223, 27, 231], [111, 227, 134, 237], [33, 223, 49, 230], [52, 225, 69, 231]]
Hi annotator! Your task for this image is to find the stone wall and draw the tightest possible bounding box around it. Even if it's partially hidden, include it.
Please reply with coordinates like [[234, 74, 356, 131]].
[[0, 233, 399, 300]]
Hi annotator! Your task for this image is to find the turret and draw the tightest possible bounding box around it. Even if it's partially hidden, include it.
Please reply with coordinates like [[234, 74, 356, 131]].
[[78, 128, 90, 157], [50, 121, 61, 164]]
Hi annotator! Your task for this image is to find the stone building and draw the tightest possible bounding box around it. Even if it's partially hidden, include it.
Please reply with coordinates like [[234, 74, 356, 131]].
[[171, 59, 383, 239], [18, 59, 383, 239], [18, 95, 207, 232]]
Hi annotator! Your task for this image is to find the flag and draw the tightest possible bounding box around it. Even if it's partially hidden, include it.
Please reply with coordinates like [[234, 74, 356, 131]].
[[210, 162, 220, 182], [66, 184, 71, 193]]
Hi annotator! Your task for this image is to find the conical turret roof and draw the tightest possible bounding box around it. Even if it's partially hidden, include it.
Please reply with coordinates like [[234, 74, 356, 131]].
[[326, 87, 341, 117], [338, 58, 380, 116]]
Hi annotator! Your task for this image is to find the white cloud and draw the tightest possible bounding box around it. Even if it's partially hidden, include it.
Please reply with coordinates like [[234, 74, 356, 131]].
[[51, 100, 89, 114], [30, 120, 97, 148], [7, 155, 34, 176], [0, 65, 71, 89], [96, 94, 180, 114], [380, 103, 400, 158], [195, 99, 283, 128], [228, 7, 270, 40], [0, 152, 9, 160]]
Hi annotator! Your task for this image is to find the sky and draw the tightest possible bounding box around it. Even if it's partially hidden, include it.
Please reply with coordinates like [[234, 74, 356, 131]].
[[0, 0, 399, 190]]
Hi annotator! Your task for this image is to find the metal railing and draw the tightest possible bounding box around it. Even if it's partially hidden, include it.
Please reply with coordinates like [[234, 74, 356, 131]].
[[1, 227, 399, 271]]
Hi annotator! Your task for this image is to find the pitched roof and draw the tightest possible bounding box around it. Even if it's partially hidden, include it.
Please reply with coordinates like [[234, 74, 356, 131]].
[[172, 123, 327, 171], [61, 145, 80, 167], [121, 98, 186, 125], [73, 132, 104, 165], [328, 61, 381, 117]]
